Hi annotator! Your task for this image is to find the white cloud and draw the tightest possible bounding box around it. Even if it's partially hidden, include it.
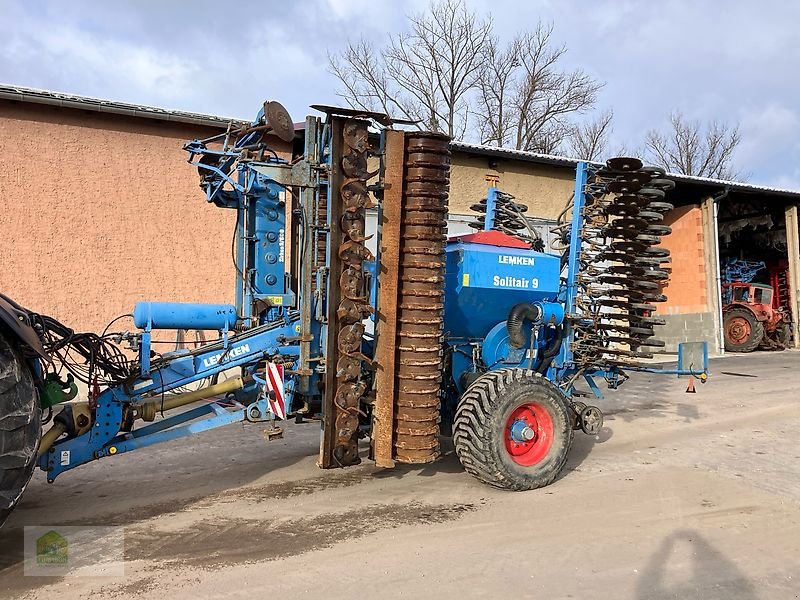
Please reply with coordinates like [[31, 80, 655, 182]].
[[1, 0, 800, 187], [0, 8, 198, 106]]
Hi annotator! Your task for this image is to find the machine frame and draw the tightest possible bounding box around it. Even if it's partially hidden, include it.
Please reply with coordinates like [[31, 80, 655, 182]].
[[23, 112, 708, 486]]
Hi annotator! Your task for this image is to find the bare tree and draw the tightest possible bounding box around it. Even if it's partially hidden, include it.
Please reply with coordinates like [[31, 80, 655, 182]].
[[645, 112, 741, 179], [566, 110, 614, 161], [329, 2, 603, 150], [329, 0, 491, 138], [507, 25, 603, 153], [476, 36, 521, 146], [474, 23, 603, 151]]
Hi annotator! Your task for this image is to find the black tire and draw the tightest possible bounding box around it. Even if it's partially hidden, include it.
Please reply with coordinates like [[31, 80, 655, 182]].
[[453, 368, 573, 490], [723, 307, 764, 353], [0, 332, 40, 526], [777, 321, 792, 348]]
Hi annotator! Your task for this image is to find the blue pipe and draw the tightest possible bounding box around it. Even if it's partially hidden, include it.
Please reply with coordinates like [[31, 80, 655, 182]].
[[133, 302, 238, 330]]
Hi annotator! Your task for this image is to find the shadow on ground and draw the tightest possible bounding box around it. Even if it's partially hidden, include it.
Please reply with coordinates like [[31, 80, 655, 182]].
[[636, 529, 757, 600]]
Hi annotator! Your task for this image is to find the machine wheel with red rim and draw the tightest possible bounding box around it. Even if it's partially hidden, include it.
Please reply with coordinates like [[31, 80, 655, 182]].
[[453, 368, 573, 491], [503, 402, 554, 466], [723, 306, 764, 353]]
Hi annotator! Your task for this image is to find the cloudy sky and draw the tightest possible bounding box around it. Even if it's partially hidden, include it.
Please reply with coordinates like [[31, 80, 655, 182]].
[[1, 0, 798, 188]]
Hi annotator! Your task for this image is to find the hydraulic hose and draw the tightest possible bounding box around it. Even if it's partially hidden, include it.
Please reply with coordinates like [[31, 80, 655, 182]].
[[536, 326, 563, 374], [506, 303, 542, 349]]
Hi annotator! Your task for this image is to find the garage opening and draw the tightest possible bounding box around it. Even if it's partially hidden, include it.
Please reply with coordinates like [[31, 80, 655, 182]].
[[717, 195, 793, 352]]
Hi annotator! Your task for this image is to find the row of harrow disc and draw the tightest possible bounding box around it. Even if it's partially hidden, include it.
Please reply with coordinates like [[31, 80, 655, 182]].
[[574, 157, 675, 369]]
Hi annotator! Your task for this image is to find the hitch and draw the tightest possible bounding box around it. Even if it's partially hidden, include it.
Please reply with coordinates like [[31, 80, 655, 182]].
[[40, 373, 78, 409]]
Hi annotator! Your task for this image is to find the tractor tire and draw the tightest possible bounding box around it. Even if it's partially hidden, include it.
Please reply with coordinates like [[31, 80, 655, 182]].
[[777, 322, 792, 349], [723, 307, 764, 353], [453, 368, 573, 491], [0, 332, 40, 526]]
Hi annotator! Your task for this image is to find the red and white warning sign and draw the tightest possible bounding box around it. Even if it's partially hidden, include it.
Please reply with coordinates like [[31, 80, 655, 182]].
[[264, 362, 285, 419]]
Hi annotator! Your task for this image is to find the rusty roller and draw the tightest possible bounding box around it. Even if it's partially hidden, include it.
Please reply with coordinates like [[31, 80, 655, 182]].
[[394, 132, 451, 464]]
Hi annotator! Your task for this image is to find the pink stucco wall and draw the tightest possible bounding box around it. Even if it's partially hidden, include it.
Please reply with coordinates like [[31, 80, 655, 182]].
[[0, 101, 287, 333]]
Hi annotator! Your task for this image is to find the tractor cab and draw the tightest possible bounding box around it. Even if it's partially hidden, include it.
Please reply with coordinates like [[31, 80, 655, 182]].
[[729, 282, 772, 308]]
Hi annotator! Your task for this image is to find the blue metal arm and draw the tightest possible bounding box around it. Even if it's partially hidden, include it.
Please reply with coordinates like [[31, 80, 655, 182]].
[[37, 313, 303, 481]]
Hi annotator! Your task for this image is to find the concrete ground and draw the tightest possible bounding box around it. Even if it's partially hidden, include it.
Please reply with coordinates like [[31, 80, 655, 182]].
[[2, 352, 800, 599]]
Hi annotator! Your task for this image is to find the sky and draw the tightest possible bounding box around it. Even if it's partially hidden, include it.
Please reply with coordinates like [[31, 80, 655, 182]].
[[1, 0, 799, 188]]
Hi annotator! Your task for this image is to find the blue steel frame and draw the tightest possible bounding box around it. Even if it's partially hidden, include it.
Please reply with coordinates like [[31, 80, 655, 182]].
[[37, 106, 329, 482], [37, 315, 303, 481], [484, 186, 498, 231], [36, 117, 710, 482]]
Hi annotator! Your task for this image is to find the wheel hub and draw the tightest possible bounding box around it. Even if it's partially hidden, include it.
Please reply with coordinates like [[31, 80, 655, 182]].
[[726, 316, 751, 344], [510, 420, 536, 442], [504, 402, 554, 466], [578, 405, 603, 435]]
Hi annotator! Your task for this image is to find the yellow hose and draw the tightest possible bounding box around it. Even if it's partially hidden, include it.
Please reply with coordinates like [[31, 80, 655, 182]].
[[37, 422, 66, 457]]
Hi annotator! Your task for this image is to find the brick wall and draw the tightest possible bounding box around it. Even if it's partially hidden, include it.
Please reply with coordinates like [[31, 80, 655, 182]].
[[658, 206, 708, 314], [0, 102, 288, 333], [654, 204, 716, 352]]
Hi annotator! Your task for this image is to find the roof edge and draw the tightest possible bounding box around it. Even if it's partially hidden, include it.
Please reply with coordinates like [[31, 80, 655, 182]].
[[0, 83, 249, 129], [451, 141, 800, 199]]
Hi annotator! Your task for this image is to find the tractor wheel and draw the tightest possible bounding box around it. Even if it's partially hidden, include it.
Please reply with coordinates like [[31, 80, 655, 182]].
[[723, 307, 764, 353], [453, 368, 573, 490], [0, 332, 40, 526], [777, 321, 792, 348]]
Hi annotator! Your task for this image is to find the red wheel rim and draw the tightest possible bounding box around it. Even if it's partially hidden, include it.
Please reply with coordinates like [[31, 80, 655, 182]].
[[504, 402, 554, 466], [726, 316, 751, 345]]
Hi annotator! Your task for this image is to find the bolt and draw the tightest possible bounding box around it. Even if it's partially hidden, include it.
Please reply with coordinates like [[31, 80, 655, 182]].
[[519, 425, 535, 441]]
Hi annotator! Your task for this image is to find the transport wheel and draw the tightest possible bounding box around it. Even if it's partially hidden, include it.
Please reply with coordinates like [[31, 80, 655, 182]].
[[723, 308, 764, 353], [453, 369, 573, 490], [0, 332, 40, 526]]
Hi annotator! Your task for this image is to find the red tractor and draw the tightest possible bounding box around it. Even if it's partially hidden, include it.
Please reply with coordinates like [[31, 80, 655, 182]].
[[722, 282, 790, 352]]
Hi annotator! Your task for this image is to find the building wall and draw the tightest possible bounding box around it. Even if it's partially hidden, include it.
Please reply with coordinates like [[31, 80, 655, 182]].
[[449, 154, 574, 217], [653, 204, 717, 352], [0, 102, 285, 333], [1, 100, 720, 358]]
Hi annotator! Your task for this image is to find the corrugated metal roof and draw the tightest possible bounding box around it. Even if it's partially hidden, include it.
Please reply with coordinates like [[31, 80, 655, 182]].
[[0, 83, 248, 129], [451, 141, 800, 199]]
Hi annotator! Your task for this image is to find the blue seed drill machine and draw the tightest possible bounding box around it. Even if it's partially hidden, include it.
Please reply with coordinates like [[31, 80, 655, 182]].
[[0, 100, 708, 523]]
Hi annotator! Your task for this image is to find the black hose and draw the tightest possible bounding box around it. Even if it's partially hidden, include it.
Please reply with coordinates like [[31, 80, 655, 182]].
[[536, 326, 563, 374], [506, 303, 542, 349]]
